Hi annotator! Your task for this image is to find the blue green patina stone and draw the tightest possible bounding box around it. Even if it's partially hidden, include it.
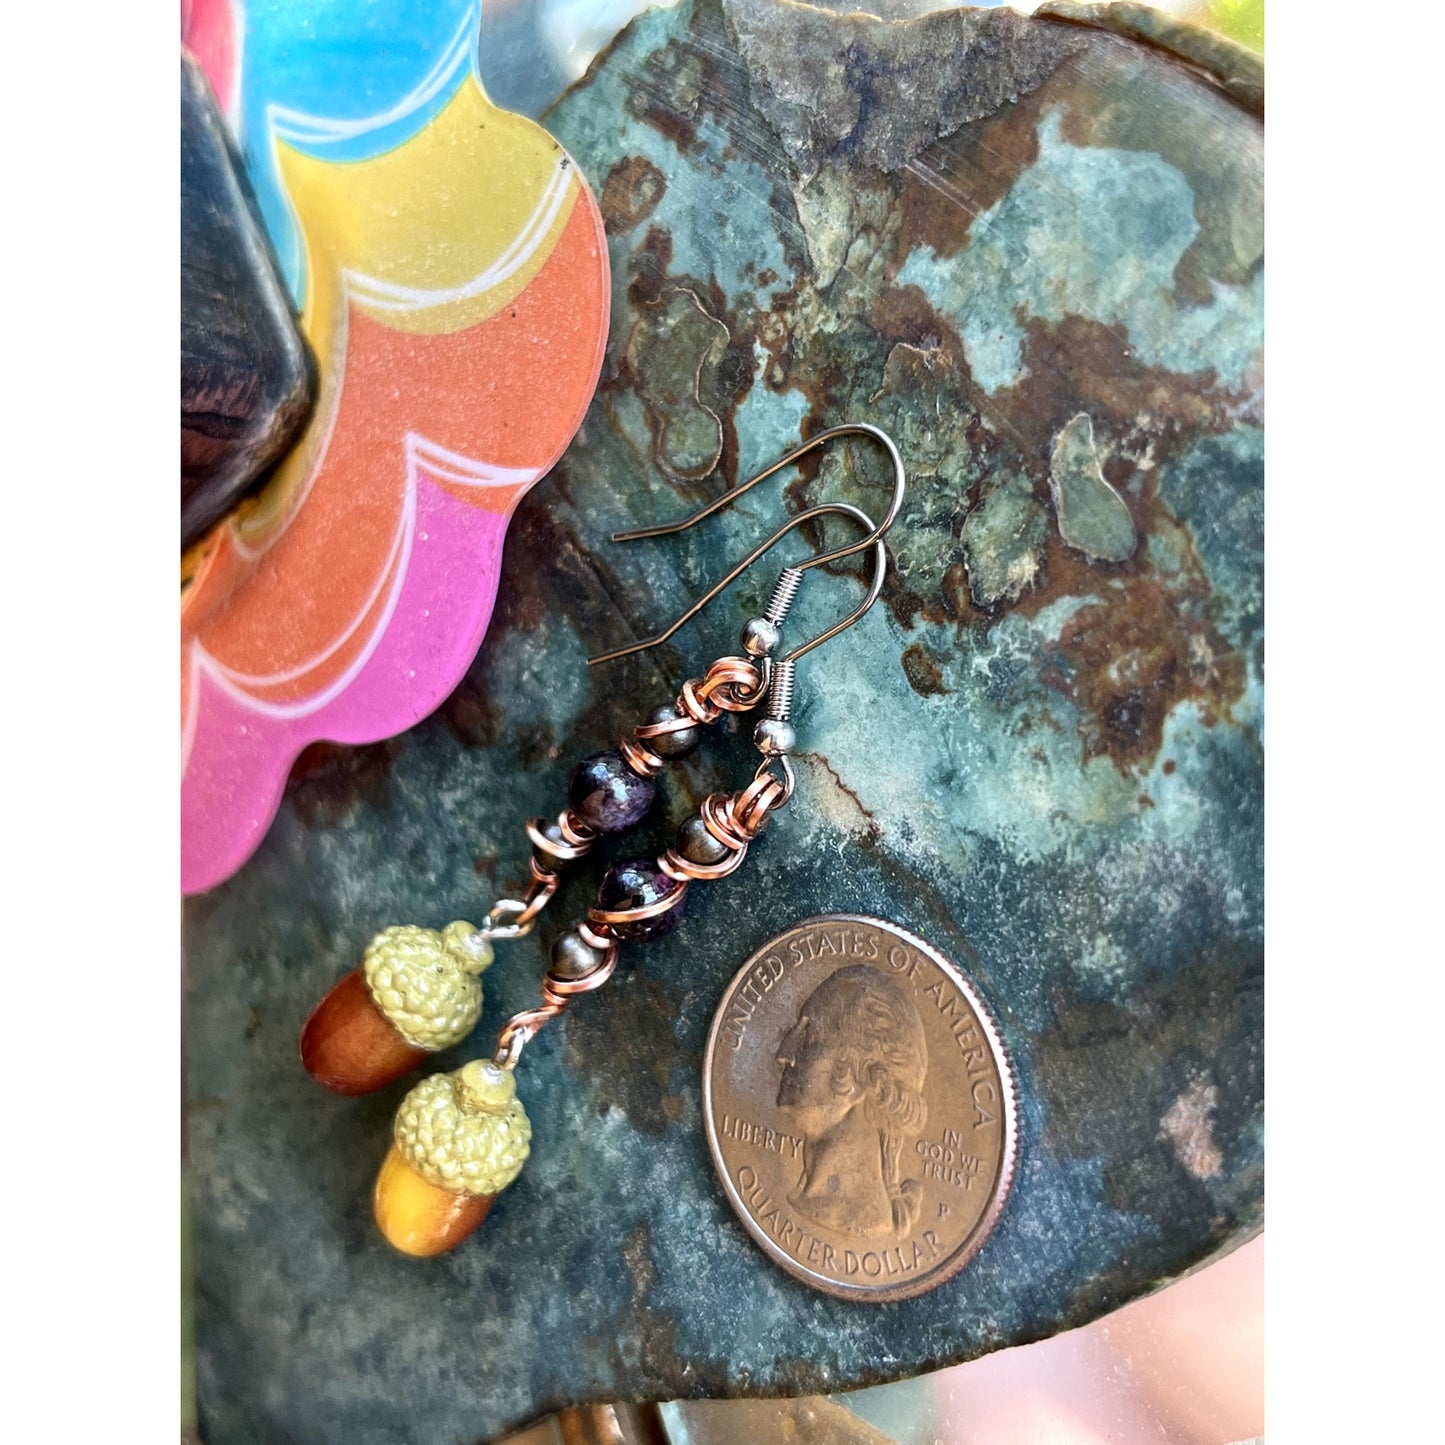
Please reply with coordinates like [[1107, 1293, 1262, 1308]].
[[187, 3, 1263, 1440]]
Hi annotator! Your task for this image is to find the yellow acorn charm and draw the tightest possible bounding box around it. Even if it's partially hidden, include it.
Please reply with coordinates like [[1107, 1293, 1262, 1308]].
[[300, 922, 493, 1095], [374, 1059, 531, 1255]]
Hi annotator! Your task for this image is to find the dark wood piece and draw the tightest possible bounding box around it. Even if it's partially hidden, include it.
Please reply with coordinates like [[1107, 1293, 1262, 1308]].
[[181, 50, 314, 550]]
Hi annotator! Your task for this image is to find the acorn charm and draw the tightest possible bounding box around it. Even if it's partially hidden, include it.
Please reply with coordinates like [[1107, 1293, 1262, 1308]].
[[374, 1060, 531, 1255], [300, 922, 493, 1095]]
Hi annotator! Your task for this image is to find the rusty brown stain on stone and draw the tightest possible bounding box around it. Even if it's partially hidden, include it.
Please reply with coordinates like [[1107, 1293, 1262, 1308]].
[[901, 641, 949, 696], [1039, 570, 1244, 772], [622, 1223, 658, 1300], [285, 738, 402, 828], [998, 312, 1246, 466], [796, 749, 879, 836], [599, 155, 668, 232], [439, 669, 499, 749], [896, 89, 1050, 263]]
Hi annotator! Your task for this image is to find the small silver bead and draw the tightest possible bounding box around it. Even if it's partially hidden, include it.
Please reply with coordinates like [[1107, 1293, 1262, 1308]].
[[740, 617, 781, 657], [754, 718, 797, 756], [677, 814, 731, 865], [643, 704, 701, 759], [549, 929, 607, 981]]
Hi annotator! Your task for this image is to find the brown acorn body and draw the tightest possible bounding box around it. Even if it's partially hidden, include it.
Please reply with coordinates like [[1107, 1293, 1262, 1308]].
[[372, 1060, 531, 1255], [373, 1144, 495, 1256], [300, 967, 429, 1096]]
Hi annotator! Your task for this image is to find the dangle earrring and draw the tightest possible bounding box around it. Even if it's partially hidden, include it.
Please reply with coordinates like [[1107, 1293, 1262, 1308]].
[[296, 425, 906, 1256]]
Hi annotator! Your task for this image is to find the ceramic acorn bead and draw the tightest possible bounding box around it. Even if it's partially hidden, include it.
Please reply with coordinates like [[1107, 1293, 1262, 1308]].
[[374, 1059, 532, 1255], [300, 922, 493, 1095]]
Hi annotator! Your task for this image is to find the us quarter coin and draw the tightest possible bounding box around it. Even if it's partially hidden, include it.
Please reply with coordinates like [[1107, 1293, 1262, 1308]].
[[703, 915, 1017, 1302]]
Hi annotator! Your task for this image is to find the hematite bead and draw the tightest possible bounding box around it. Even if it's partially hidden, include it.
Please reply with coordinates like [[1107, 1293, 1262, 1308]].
[[676, 814, 731, 866], [643, 704, 701, 760], [549, 929, 607, 981], [532, 819, 566, 871], [598, 857, 687, 942], [568, 749, 656, 833]]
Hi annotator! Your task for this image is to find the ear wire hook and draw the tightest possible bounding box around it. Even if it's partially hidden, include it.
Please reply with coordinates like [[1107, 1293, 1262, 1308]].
[[587, 501, 885, 667], [611, 422, 906, 575]]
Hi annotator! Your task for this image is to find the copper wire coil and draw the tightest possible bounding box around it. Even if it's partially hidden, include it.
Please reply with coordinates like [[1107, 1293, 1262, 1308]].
[[587, 880, 690, 927], [659, 845, 749, 883], [634, 714, 700, 741], [619, 736, 667, 778], [493, 1004, 563, 1068], [525, 815, 595, 862], [697, 656, 767, 711], [734, 776, 787, 836], [487, 873, 558, 935], [701, 793, 752, 850], [558, 810, 598, 848], [678, 677, 724, 725], [577, 920, 613, 950], [519, 874, 559, 923]]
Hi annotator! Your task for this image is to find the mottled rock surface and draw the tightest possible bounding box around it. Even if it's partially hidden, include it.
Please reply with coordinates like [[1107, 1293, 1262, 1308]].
[[188, 3, 1263, 1440]]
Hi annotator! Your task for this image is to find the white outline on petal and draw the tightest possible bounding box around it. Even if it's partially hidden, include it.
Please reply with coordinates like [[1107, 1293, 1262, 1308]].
[[191, 434, 540, 722], [264, 9, 474, 149], [342, 161, 573, 314]]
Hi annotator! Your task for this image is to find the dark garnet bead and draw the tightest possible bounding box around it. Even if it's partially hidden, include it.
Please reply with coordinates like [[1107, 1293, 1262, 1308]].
[[597, 857, 687, 942], [568, 749, 656, 833]]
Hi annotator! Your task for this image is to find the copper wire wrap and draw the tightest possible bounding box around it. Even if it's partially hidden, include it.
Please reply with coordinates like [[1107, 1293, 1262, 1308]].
[[618, 736, 667, 778], [678, 656, 768, 725], [659, 766, 792, 885], [490, 656, 777, 1068], [587, 881, 691, 930], [525, 810, 598, 866], [621, 655, 766, 776], [474, 810, 598, 941], [492, 941, 619, 1069], [479, 869, 559, 941]]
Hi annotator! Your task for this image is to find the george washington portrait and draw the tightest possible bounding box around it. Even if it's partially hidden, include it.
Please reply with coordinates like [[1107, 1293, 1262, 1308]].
[[775, 965, 929, 1239]]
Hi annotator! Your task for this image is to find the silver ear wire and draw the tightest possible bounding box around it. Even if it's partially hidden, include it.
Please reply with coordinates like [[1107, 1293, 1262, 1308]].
[[587, 502, 882, 667], [589, 424, 904, 671]]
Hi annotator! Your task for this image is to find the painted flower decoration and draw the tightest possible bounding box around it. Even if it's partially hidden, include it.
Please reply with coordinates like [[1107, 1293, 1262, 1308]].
[[180, 0, 609, 893]]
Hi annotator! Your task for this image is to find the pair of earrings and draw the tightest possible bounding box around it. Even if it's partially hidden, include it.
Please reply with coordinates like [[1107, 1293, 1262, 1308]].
[[300, 424, 906, 1255]]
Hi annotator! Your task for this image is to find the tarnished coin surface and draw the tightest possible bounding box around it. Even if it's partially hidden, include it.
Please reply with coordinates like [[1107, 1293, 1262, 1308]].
[[703, 915, 1017, 1302]]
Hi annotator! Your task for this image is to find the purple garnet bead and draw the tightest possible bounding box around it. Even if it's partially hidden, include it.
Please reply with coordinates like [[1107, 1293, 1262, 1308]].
[[597, 856, 687, 942], [568, 749, 656, 833]]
